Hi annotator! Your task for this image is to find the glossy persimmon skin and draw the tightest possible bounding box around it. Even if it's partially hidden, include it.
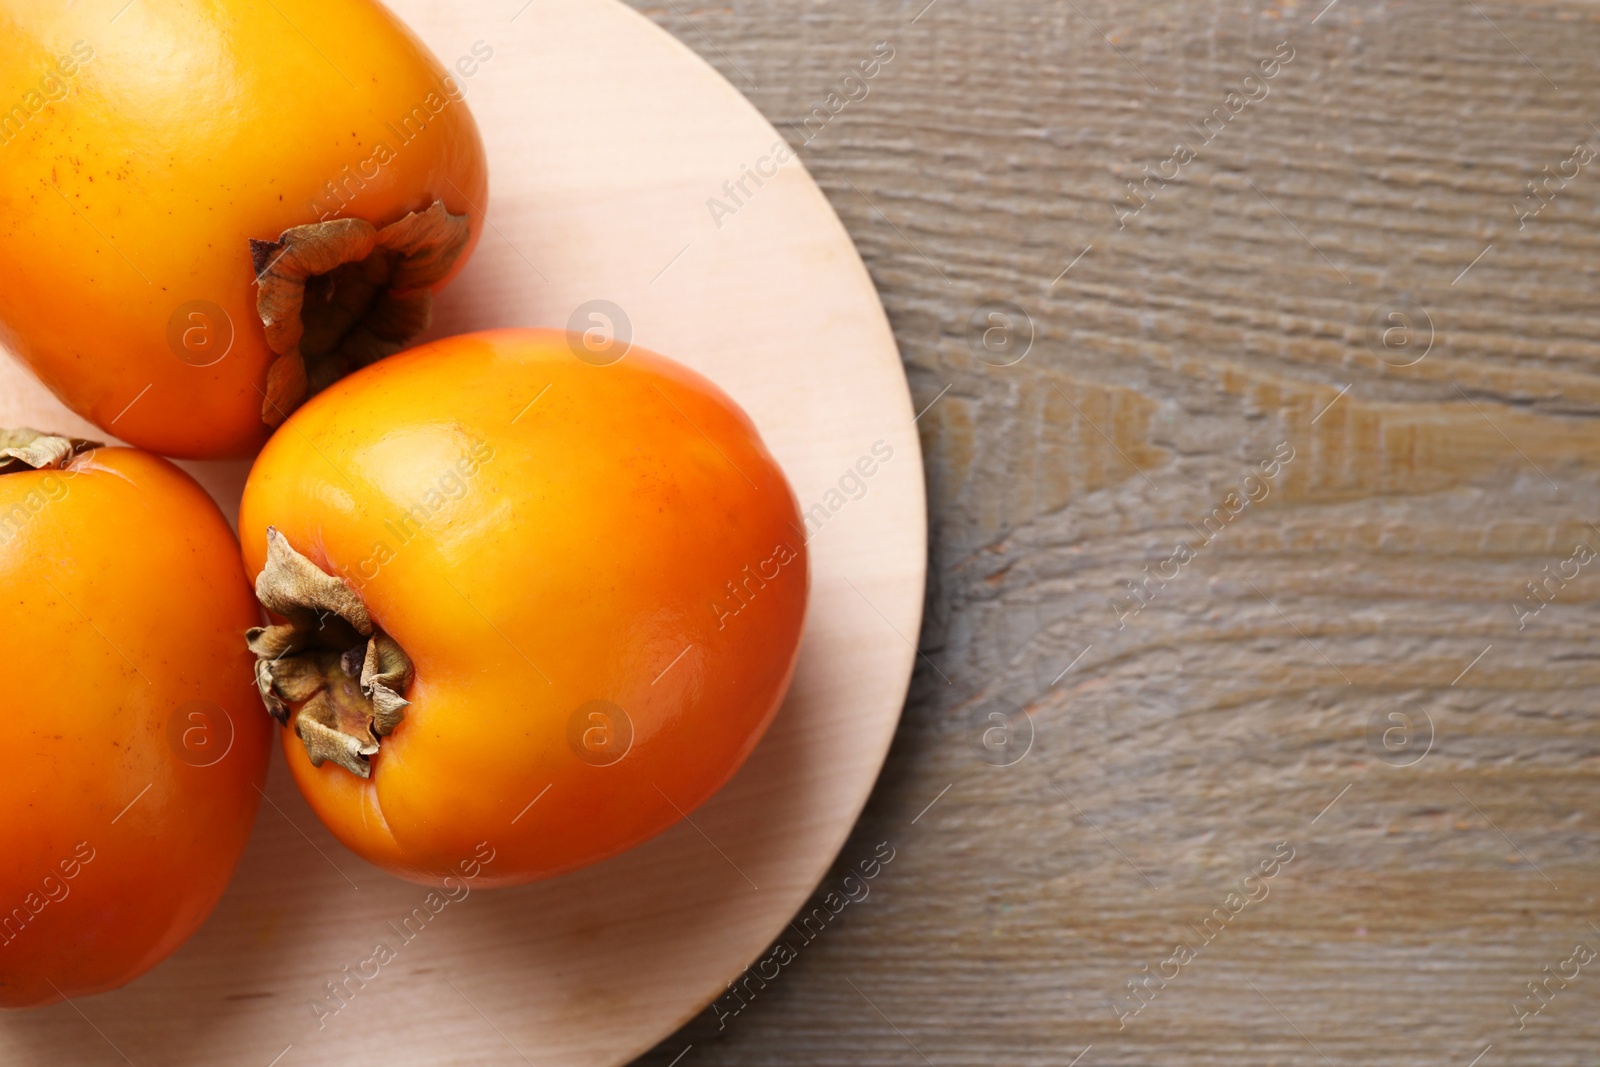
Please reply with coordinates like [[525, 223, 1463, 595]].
[[239, 329, 809, 886], [0, 0, 488, 458], [0, 448, 271, 1010]]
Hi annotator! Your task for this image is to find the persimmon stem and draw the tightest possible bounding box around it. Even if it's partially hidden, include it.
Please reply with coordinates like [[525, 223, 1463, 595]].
[[246, 528, 414, 778], [250, 201, 470, 427], [0, 428, 100, 475]]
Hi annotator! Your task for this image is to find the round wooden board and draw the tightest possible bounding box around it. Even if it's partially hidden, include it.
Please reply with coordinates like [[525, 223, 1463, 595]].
[[0, 1, 926, 1063]]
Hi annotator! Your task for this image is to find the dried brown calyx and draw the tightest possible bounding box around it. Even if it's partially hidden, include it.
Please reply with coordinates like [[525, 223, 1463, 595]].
[[0, 428, 100, 474], [246, 528, 414, 778], [250, 200, 470, 427]]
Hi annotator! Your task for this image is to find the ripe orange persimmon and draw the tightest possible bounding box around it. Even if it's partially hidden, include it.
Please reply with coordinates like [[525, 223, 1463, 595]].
[[0, 0, 488, 458], [0, 430, 271, 1009], [238, 329, 808, 885]]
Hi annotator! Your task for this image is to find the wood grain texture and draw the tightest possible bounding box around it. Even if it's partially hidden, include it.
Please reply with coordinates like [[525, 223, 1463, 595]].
[[628, 0, 1600, 1064]]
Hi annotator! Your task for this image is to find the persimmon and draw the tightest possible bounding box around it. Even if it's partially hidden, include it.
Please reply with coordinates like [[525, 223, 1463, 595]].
[[0, 430, 271, 1009], [0, 0, 488, 459], [239, 329, 808, 886]]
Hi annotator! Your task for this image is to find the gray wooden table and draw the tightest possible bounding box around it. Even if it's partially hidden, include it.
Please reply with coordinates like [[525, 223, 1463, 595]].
[[628, 1, 1600, 1063]]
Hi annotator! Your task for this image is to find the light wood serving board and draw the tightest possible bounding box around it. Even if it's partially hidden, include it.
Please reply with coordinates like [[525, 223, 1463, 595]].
[[0, 0, 925, 1063]]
